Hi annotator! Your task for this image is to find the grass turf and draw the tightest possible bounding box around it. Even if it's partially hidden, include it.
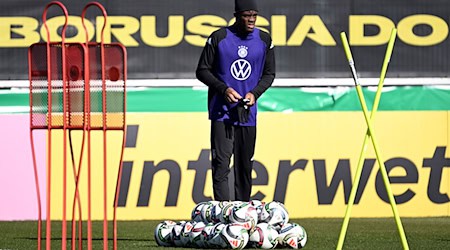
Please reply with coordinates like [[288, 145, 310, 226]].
[[0, 217, 449, 249]]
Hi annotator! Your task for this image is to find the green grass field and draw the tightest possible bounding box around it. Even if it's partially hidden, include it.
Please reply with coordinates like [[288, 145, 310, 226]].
[[1, 217, 449, 249]]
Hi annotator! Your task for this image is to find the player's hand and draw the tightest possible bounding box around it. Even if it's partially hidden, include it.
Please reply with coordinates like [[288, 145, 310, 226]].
[[244, 92, 255, 106], [224, 87, 242, 103]]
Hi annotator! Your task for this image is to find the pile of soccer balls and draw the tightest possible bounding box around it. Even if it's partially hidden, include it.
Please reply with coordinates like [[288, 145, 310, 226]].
[[154, 200, 307, 249]]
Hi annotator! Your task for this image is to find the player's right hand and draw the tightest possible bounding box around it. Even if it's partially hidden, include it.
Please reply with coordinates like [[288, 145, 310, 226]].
[[224, 87, 242, 103]]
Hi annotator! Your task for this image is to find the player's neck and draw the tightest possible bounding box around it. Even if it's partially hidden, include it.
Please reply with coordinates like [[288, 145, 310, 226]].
[[232, 23, 251, 38]]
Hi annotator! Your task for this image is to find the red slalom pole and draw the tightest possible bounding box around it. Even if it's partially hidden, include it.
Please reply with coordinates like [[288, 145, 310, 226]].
[[42, 2, 69, 249], [29, 41, 43, 250]]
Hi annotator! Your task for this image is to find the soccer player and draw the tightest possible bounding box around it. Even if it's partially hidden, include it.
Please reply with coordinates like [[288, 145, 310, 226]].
[[196, 0, 275, 201]]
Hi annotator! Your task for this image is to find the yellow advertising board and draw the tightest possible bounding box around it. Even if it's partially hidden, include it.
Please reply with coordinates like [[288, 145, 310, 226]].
[[49, 111, 450, 220]]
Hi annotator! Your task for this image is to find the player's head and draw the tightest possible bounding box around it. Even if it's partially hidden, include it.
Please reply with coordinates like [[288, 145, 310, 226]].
[[234, 0, 258, 33]]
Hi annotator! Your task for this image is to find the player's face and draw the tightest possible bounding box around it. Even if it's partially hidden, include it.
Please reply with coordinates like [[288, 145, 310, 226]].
[[235, 10, 258, 33]]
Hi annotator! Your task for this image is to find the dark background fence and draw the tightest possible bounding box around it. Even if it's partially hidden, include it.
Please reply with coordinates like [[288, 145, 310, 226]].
[[1, 0, 449, 80]]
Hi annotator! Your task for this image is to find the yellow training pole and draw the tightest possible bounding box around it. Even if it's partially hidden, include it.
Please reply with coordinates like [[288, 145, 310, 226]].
[[337, 30, 409, 250], [337, 29, 397, 249], [336, 29, 397, 250]]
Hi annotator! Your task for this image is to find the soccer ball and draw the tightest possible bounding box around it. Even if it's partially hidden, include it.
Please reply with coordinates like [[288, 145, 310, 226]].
[[277, 222, 307, 249], [154, 220, 176, 247], [219, 202, 235, 223], [173, 221, 196, 247], [191, 202, 207, 222], [260, 201, 289, 230], [229, 202, 258, 232], [221, 224, 249, 250], [189, 221, 206, 248], [266, 207, 289, 230], [259, 201, 281, 221], [206, 222, 228, 248], [201, 200, 219, 223], [250, 200, 266, 218], [249, 222, 279, 249], [210, 201, 229, 223], [178, 221, 196, 247], [171, 221, 186, 247], [199, 222, 216, 248]]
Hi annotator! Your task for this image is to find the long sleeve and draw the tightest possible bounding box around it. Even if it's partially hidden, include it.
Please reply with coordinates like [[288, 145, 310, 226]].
[[196, 29, 229, 95], [250, 31, 275, 100]]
